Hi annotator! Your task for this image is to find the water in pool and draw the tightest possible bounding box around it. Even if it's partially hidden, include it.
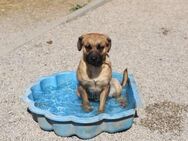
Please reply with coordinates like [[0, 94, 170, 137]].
[[30, 74, 132, 118]]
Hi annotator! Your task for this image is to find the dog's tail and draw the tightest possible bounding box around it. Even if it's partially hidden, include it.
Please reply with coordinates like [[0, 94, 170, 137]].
[[121, 68, 128, 87]]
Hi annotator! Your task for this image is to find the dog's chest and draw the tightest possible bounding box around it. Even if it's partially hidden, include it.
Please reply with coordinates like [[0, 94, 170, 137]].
[[86, 80, 115, 101], [87, 84, 102, 101]]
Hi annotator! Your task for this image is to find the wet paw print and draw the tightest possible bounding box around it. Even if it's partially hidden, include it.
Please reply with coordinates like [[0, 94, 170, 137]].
[[161, 27, 170, 36]]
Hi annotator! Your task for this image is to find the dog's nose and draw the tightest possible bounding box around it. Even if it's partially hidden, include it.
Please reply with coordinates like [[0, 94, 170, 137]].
[[91, 56, 97, 61]]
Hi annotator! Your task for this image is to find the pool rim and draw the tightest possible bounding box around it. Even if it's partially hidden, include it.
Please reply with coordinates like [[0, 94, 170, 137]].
[[22, 71, 141, 124]]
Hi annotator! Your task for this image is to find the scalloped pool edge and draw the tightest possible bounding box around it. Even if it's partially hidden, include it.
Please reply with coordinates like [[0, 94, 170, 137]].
[[22, 71, 141, 139]]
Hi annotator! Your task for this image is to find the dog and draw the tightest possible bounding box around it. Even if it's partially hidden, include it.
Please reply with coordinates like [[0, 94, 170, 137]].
[[76, 33, 128, 113]]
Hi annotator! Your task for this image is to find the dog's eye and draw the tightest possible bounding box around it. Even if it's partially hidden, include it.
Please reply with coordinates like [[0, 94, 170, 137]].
[[97, 45, 104, 51], [85, 45, 92, 50]]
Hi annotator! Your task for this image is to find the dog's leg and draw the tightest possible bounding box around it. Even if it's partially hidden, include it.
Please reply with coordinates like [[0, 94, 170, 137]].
[[77, 85, 92, 112], [111, 78, 127, 107], [116, 68, 129, 107], [98, 85, 110, 113]]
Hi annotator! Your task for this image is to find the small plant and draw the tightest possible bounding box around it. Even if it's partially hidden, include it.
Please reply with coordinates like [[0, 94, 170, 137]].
[[70, 4, 86, 12]]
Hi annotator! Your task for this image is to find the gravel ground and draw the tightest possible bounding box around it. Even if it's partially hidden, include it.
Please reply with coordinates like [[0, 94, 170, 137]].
[[0, 0, 188, 140]]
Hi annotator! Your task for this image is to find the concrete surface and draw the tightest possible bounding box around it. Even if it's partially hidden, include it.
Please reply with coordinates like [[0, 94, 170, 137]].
[[0, 0, 188, 140]]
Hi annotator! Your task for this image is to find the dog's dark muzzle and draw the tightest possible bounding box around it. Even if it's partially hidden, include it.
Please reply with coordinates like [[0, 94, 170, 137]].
[[86, 52, 103, 67]]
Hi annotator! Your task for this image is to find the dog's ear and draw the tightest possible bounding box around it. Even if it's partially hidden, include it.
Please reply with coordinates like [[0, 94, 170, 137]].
[[106, 37, 111, 52], [77, 36, 83, 51]]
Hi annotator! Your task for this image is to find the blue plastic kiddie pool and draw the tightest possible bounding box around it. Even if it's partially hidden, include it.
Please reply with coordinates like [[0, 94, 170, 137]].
[[23, 71, 141, 139]]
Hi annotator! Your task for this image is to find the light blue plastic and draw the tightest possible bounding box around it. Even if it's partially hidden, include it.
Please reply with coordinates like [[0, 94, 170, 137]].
[[23, 71, 141, 139]]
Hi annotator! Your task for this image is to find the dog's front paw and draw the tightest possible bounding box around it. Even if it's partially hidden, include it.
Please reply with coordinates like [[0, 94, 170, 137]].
[[98, 109, 104, 114], [82, 103, 93, 112]]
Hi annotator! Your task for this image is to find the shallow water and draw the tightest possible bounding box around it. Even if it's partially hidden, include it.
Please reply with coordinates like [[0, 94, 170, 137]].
[[30, 73, 132, 118]]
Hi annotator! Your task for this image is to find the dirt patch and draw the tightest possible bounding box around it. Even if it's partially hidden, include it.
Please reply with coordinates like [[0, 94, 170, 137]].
[[140, 101, 188, 135], [46, 40, 53, 45]]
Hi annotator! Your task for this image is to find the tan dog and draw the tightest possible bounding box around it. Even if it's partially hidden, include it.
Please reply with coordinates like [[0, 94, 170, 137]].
[[76, 33, 128, 113]]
